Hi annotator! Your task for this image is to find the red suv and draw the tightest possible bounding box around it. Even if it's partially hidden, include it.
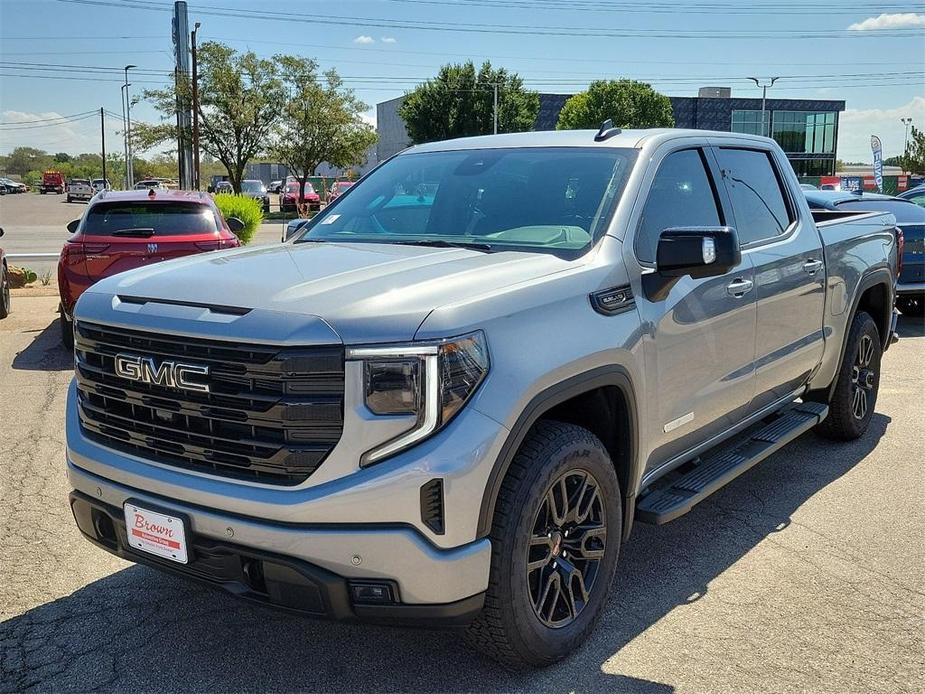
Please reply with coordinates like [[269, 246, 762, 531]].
[[58, 189, 243, 347], [280, 181, 320, 212]]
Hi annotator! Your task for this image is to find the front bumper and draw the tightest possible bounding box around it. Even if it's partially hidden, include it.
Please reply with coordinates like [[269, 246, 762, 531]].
[[69, 489, 484, 624]]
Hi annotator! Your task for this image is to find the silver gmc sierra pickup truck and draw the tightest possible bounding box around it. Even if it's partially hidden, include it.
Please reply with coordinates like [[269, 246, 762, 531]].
[[66, 128, 899, 666]]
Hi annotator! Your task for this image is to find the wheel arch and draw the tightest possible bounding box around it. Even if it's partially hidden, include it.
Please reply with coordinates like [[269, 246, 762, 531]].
[[476, 365, 640, 543]]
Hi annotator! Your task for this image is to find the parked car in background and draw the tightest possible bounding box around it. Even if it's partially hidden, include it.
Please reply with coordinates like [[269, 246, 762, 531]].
[[280, 180, 320, 212], [0, 177, 26, 194], [39, 170, 65, 194], [0, 227, 9, 319], [57, 189, 244, 348], [804, 189, 924, 316], [241, 179, 271, 213], [133, 180, 165, 191], [214, 180, 234, 195], [66, 179, 94, 203], [898, 184, 925, 207], [326, 180, 354, 203], [799, 183, 818, 190], [269, 180, 283, 194]]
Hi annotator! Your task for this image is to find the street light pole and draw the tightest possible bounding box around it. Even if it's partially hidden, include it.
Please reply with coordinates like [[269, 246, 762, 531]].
[[120, 83, 129, 189], [124, 64, 137, 187], [900, 117, 913, 175], [100, 107, 106, 186], [748, 76, 780, 138], [191, 22, 201, 190], [493, 83, 498, 135]]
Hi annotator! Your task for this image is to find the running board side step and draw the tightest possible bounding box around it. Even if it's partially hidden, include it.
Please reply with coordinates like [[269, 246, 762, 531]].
[[636, 402, 829, 525]]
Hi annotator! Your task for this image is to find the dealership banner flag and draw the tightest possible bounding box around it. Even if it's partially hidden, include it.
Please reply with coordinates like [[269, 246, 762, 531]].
[[871, 135, 883, 193]]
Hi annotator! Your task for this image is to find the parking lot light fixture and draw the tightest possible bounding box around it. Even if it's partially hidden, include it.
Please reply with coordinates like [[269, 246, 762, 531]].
[[748, 76, 780, 138]]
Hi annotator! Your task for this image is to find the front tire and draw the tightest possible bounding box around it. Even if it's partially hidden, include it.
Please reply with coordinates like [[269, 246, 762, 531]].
[[466, 421, 621, 668], [812, 311, 881, 440], [0, 264, 10, 319]]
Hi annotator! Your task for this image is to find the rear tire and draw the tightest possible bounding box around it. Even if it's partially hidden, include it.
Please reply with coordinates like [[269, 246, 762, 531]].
[[60, 309, 74, 350], [465, 421, 621, 668], [0, 264, 10, 319], [812, 311, 881, 441]]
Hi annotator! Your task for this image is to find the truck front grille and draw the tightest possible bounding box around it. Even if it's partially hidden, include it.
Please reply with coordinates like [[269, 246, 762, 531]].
[[74, 321, 345, 485]]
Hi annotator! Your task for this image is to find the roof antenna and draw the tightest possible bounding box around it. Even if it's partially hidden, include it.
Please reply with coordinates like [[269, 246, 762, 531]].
[[594, 119, 621, 142]]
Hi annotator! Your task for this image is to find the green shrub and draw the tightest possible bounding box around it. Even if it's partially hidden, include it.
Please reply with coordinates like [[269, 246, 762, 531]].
[[213, 193, 263, 244]]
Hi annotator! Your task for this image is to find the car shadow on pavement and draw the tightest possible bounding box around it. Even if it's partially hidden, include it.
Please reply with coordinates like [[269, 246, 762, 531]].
[[895, 314, 924, 339], [10, 320, 71, 372], [0, 416, 889, 694]]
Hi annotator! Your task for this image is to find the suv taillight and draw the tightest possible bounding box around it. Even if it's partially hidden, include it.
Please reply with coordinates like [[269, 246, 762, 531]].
[[895, 226, 904, 277]]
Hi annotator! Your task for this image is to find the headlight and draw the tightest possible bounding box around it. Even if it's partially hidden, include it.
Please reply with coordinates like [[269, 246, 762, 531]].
[[347, 331, 489, 465]]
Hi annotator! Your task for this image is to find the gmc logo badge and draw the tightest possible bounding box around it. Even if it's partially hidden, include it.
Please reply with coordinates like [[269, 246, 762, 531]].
[[114, 353, 210, 393]]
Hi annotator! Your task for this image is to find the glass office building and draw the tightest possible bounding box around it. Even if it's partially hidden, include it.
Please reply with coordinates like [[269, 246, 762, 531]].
[[728, 109, 838, 175]]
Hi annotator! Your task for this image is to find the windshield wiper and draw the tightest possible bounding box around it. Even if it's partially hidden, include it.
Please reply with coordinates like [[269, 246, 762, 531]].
[[390, 239, 496, 253], [110, 227, 155, 237]]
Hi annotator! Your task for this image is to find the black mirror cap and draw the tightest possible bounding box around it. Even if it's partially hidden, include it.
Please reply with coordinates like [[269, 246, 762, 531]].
[[0, 227, 4, 238], [66, 219, 80, 234], [657, 226, 740, 279], [226, 216, 245, 234]]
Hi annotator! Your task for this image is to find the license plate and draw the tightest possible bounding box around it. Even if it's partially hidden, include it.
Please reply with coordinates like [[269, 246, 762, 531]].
[[123, 503, 188, 564]]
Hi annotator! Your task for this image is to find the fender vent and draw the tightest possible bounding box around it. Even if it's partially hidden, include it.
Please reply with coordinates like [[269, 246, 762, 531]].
[[420, 479, 445, 535]]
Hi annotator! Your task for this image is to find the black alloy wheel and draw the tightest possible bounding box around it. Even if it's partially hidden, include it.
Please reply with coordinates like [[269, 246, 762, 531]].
[[850, 333, 877, 421], [527, 470, 607, 629]]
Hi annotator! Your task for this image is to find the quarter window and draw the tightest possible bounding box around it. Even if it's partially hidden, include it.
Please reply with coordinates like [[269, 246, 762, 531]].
[[715, 148, 793, 245], [635, 149, 721, 264]]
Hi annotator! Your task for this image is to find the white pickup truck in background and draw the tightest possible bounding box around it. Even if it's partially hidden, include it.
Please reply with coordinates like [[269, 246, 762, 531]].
[[66, 179, 94, 203]]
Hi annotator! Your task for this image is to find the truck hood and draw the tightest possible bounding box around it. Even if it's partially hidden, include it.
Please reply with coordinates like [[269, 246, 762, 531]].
[[83, 240, 574, 343]]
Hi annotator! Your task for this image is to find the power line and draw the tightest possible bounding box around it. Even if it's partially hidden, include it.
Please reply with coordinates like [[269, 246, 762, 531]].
[[0, 110, 99, 126], [50, 0, 925, 40]]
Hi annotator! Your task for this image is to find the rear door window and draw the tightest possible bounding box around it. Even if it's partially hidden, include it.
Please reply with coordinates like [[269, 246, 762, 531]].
[[715, 148, 794, 245], [82, 202, 220, 236], [636, 149, 722, 264]]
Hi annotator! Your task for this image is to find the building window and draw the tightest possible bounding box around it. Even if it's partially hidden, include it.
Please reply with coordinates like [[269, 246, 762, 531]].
[[788, 158, 835, 177], [771, 111, 837, 154], [731, 110, 766, 136]]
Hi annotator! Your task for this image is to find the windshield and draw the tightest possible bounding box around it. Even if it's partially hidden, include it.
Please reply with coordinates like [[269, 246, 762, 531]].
[[83, 202, 220, 237], [287, 182, 315, 194], [242, 180, 266, 193], [297, 147, 636, 254], [835, 199, 925, 224]]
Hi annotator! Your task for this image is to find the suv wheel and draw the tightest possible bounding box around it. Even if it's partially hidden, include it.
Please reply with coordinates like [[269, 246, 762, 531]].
[[811, 311, 881, 440], [0, 263, 10, 319], [466, 421, 621, 667]]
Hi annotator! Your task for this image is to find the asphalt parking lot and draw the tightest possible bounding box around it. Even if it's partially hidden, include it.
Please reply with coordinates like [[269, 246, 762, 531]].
[[0, 291, 922, 693], [0, 192, 288, 276]]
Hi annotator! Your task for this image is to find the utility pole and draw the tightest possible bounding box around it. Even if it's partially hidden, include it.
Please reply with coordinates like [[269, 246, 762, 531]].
[[493, 83, 498, 135], [748, 77, 779, 138], [901, 117, 913, 174], [191, 21, 201, 190], [124, 64, 136, 187], [100, 108, 106, 185]]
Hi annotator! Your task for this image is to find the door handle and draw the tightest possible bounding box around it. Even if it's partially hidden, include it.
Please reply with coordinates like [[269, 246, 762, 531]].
[[726, 278, 754, 298], [802, 259, 824, 275]]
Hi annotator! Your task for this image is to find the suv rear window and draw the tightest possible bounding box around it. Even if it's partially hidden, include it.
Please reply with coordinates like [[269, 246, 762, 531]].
[[82, 202, 220, 236]]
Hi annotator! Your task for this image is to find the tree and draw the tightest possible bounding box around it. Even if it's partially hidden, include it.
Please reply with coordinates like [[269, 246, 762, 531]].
[[399, 61, 539, 144], [53, 152, 72, 163], [899, 125, 925, 176], [556, 80, 674, 131], [0, 147, 53, 176], [271, 57, 377, 207], [135, 42, 284, 192]]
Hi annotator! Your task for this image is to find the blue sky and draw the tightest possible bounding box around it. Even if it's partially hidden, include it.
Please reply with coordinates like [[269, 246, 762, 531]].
[[1, 0, 923, 162]]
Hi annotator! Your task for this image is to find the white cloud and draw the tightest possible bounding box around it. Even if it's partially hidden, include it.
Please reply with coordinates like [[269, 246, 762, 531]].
[[848, 13, 925, 31], [837, 96, 925, 161], [353, 35, 375, 44], [380, 36, 397, 43]]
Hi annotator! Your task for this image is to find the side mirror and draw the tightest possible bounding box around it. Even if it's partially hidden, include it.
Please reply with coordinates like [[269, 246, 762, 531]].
[[284, 219, 309, 242], [226, 217, 245, 234], [66, 219, 80, 234], [656, 226, 740, 279]]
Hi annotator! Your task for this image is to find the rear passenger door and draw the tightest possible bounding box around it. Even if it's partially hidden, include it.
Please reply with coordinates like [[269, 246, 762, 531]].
[[629, 147, 757, 473], [710, 145, 825, 410]]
